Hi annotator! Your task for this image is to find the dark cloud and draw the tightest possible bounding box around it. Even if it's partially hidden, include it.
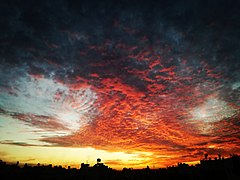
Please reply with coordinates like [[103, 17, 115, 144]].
[[1, 140, 40, 147]]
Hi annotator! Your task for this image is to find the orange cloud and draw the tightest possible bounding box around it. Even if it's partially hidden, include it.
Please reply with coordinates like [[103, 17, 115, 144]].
[[41, 49, 240, 167]]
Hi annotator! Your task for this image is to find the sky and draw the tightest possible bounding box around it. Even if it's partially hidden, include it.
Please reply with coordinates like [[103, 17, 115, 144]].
[[0, 0, 240, 170]]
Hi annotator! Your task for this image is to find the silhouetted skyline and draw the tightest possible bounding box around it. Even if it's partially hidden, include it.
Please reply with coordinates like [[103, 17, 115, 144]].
[[1, 154, 240, 179]]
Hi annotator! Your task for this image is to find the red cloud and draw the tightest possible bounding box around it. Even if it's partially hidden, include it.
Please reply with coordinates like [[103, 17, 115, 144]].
[[36, 42, 240, 167]]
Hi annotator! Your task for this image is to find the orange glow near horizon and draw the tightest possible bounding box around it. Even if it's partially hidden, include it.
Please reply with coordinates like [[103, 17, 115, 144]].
[[0, 144, 156, 170]]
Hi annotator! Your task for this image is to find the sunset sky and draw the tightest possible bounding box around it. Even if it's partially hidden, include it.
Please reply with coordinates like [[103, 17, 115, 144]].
[[0, 0, 239, 170]]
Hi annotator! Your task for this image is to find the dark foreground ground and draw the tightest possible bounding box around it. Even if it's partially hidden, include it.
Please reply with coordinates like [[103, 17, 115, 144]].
[[0, 155, 239, 180]]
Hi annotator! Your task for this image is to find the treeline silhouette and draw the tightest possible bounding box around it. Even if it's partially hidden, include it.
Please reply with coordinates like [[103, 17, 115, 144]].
[[0, 154, 239, 180]]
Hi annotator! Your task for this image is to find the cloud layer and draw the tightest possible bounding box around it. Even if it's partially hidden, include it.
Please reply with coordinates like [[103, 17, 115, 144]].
[[0, 0, 239, 168]]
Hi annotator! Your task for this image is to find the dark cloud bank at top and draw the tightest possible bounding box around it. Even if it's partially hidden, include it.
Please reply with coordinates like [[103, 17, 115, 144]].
[[1, 0, 240, 78], [0, 0, 240, 166]]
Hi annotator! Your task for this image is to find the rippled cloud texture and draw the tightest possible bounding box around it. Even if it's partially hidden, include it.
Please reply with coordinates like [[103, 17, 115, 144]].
[[0, 0, 239, 168]]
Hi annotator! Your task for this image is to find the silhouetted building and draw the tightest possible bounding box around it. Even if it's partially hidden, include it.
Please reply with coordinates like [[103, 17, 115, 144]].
[[80, 163, 89, 169]]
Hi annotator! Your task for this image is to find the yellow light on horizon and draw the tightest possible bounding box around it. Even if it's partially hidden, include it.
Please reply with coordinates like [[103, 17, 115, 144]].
[[208, 145, 215, 148], [0, 144, 153, 169]]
